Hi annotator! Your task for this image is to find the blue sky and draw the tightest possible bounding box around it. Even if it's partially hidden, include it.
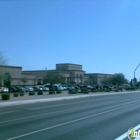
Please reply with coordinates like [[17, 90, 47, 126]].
[[0, 0, 140, 81]]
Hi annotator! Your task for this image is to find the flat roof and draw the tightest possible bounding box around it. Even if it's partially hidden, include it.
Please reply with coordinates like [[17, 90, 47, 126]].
[[85, 73, 114, 75], [56, 63, 82, 66], [0, 65, 22, 69]]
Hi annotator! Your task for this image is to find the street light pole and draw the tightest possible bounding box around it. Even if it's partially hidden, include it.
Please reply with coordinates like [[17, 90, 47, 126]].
[[134, 63, 140, 87], [134, 63, 140, 78]]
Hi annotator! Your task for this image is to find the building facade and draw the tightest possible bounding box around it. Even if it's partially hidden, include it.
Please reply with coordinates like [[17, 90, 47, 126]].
[[0, 63, 114, 86]]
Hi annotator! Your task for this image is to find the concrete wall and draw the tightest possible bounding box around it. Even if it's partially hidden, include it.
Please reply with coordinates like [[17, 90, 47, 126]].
[[85, 73, 114, 85], [56, 63, 82, 71]]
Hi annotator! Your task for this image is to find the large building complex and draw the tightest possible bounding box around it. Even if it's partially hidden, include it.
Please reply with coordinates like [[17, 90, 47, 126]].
[[0, 63, 113, 86]]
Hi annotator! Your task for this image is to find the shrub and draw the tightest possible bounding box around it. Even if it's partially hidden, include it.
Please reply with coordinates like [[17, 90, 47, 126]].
[[38, 91, 43, 95], [69, 90, 77, 94], [14, 92, 19, 97], [81, 88, 89, 94], [1, 93, 10, 100], [104, 89, 110, 92], [49, 91, 55, 94], [20, 92, 24, 96], [130, 87, 135, 90], [97, 89, 103, 92], [29, 91, 35, 96], [125, 87, 133, 90], [57, 90, 62, 94], [114, 89, 119, 92], [91, 89, 97, 92]]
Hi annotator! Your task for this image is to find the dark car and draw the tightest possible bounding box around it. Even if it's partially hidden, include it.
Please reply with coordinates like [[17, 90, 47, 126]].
[[10, 86, 17, 92], [32, 86, 39, 91], [14, 86, 26, 92]]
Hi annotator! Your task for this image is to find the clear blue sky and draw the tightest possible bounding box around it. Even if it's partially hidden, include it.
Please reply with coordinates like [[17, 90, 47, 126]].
[[0, 0, 140, 81]]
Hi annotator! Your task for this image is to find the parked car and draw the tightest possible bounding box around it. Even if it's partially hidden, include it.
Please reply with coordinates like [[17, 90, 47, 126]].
[[10, 86, 18, 92], [32, 86, 39, 91], [15, 86, 26, 92], [39, 86, 49, 91], [23, 86, 34, 91], [62, 85, 68, 90], [0, 87, 9, 92]]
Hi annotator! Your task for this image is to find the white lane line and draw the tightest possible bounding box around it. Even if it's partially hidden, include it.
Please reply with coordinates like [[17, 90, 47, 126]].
[[28, 95, 140, 110], [0, 104, 97, 124], [1, 97, 140, 124], [115, 124, 140, 140], [7, 101, 140, 140], [28, 96, 117, 110], [0, 110, 21, 115]]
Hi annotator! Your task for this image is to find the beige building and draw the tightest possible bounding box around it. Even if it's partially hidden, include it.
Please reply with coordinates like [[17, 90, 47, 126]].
[[85, 73, 114, 85], [0, 63, 114, 86]]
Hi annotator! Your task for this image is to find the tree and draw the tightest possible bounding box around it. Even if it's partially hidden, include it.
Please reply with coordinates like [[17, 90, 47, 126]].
[[101, 73, 128, 86], [3, 72, 11, 92], [84, 76, 97, 85], [136, 81, 140, 87], [21, 78, 28, 85], [112, 73, 128, 85], [100, 77, 112, 86], [43, 71, 65, 85], [106, 73, 128, 86]]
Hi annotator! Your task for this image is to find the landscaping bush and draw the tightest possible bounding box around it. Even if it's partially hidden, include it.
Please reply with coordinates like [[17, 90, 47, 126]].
[[20, 92, 24, 96], [130, 87, 135, 90], [97, 89, 103, 92], [91, 89, 97, 92], [125, 87, 134, 90], [114, 89, 119, 92], [69, 90, 77, 94], [81, 88, 89, 94], [38, 91, 43, 95], [14, 92, 19, 97], [103, 88, 110, 92], [56, 90, 62, 94], [29, 91, 35, 96], [1, 93, 10, 100], [49, 91, 55, 94]]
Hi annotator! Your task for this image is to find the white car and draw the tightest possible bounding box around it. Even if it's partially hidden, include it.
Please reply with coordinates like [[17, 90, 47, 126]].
[[0, 87, 9, 92], [39, 86, 49, 91]]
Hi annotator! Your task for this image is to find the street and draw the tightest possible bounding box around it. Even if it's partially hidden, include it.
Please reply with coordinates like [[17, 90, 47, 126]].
[[0, 92, 140, 140]]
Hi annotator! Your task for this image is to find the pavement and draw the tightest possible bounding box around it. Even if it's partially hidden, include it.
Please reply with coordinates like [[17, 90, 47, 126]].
[[0, 90, 140, 107], [1, 91, 140, 140]]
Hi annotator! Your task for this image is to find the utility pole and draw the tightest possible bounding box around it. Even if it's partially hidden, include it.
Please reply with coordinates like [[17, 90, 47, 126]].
[[134, 63, 140, 88]]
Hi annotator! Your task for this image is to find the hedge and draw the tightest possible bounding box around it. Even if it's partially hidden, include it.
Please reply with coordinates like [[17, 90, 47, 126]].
[[29, 91, 35, 95], [14, 92, 19, 97], [1, 93, 10, 100], [38, 91, 43, 95]]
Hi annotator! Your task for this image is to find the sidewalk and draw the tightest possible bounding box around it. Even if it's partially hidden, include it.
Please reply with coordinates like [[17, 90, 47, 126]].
[[0, 90, 140, 107]]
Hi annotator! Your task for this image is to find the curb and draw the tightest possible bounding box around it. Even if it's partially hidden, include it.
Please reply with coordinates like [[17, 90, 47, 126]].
[[0, 91, 140, 107]]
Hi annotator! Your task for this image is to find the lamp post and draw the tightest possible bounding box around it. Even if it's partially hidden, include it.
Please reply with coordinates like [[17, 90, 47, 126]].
[[45, 68, 47, 84], [134, 63, 140, 88]]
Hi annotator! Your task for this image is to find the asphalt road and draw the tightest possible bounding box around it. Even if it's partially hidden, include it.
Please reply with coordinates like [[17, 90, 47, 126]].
[[0, 92, 140, 140]]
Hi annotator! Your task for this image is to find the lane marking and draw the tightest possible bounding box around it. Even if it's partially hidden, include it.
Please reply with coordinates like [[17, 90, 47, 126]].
[[7, 101, 140, 140], [28, 95, 140, 110], [28, 96, 117, 110], [115, 124, 140, 140], [0, 110, 21, 115], [1, 97, 140, 124]]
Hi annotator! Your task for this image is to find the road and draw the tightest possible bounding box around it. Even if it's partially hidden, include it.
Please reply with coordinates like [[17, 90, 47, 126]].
[[0, 92, 140, 140]]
